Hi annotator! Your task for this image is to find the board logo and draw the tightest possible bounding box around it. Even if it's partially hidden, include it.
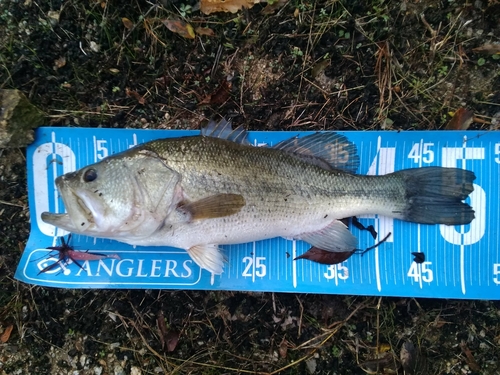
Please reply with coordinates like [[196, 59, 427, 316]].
[[29, 249, 203, 285]]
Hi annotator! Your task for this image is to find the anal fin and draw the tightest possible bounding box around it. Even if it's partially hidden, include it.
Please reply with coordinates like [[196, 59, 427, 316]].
[[187, 244, 225, 274], [177, 193, 246, 221], [297, 220, 358, 252]]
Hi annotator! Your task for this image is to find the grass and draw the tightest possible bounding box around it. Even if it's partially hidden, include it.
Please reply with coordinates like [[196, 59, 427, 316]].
[[1, 0, 500, 373]]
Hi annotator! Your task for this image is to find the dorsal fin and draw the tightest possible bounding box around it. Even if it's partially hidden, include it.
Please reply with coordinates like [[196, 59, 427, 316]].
[[202, 119, 359, 173], [273, 132, 360, 173], [201, 119, 250, 145]]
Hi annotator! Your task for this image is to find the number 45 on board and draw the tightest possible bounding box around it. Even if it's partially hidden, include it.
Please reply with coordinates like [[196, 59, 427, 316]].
[[407, 262, 433, 283]]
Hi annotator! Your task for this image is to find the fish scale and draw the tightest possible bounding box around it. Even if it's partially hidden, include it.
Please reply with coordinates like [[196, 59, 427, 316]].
[[146, 137, 435, 226]]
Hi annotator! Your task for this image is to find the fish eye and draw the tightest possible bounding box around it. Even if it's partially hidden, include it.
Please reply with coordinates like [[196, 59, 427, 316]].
[[83, 169, 98, 182]]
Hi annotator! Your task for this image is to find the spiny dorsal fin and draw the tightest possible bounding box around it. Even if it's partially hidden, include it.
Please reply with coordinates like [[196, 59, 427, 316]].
[[273, 132, 360, 173], [177, 193, 246, 221], [202, 119, 359, 172], [201, 119, 250, 145]]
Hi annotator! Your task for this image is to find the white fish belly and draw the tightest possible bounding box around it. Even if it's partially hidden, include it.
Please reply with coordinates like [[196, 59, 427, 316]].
[[134, 204, 335, 249]]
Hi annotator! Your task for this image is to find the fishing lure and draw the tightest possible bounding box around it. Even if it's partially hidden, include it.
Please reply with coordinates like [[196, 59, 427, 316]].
[[38, 235, 120, 274]]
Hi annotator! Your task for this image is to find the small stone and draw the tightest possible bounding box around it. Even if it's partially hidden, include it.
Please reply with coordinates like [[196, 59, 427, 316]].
[[305, 358, 317, 374], [47, 10, 60, 26], [80, 354, 87, 368], [114, 364, 125, 375], [0, 89, 45, 148], [109, 342, 120, 349], [90, 41, 100, 53]]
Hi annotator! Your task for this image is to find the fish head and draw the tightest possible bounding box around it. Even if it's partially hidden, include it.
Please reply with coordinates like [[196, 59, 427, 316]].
[[42, 149, 181, 240]]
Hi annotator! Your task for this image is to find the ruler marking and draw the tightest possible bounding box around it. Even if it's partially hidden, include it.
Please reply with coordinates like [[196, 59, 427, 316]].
[[460, 140, 467, 295], [487, 144, 491, 287], [271, 240, 275, 282], [417, 138, 423, 289], [375, 136, 382, 292], [479, 142, 485, 287], [292, 240, 297, 288], [50, 132, 60, 228], [252, 241, 256, 283]]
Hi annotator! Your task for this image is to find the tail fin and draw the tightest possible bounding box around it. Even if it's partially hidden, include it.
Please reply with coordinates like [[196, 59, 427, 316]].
[[396, 167, 475, 225]]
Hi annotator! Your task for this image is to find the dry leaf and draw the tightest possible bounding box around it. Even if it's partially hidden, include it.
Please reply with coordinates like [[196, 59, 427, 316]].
[[359, 352, 399, 374], [157, 311, 167, 350], [432, 313, 449, 328], [195, 27, 215, 37], [200, 0, 261, 14], [122, 17, 134, 30], [0, 325, 13, 343], [162, 19, 195, 39], [400, 341, 417, 375], [445, 108, 474, 130], [53, 56, 66, 70], [125, 88, 146, 105], [262, 0, 288, 14], [472, 43, 500, 55], [278, 338, 288, 358], [156, 311, 180, 352], [198, 80, 232, 106], [165, 330, 180, 352], [294, 247, 354, 265], [311, 59, 331, 79], [378, 343, 391, 353], [460, 341, 481, 372]]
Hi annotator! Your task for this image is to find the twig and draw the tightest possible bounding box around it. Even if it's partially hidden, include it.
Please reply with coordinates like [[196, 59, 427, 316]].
[[0, 200, 25, 208], [295, 295, 304, 338], [376, 297, 382, 374]]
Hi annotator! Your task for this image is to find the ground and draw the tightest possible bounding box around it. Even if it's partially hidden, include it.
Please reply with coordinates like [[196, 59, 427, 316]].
[[1, 0, 500, 374]]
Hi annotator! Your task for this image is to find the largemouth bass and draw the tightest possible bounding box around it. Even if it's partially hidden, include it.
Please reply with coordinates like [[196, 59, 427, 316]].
[[42, 121, 475, 274]]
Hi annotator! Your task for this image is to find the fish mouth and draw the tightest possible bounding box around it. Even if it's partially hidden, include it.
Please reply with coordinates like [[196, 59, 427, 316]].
[[76, 196, 94, 222], [41, 186, 95, 232]]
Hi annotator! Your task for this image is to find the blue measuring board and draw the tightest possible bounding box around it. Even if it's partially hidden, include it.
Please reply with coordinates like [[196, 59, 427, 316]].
[[15, 127, 500, 299]]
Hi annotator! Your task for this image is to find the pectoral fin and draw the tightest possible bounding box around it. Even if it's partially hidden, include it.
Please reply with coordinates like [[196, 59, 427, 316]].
[[187, 244, 225, 274], [177, 193, 246, 221]]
